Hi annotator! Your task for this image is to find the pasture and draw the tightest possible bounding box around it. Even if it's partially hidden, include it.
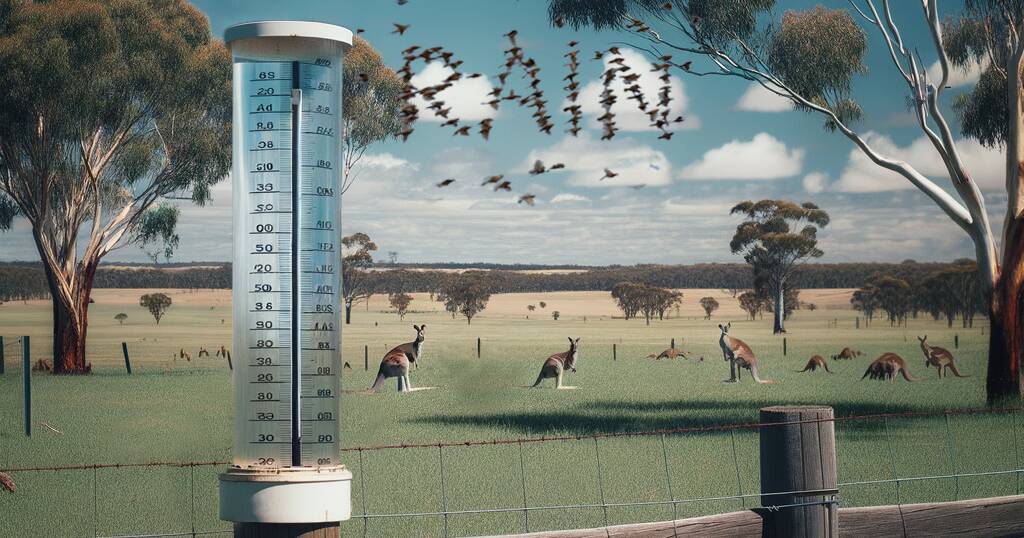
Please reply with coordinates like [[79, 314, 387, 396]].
[[1, 288, 1017, 537]]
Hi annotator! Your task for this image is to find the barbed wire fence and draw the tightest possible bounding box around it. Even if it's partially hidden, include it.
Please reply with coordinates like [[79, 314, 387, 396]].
[[1, 406, 1022, 538]]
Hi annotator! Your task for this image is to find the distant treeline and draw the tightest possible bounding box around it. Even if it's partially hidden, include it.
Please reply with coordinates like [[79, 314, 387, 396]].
[[0, 260, 967, 302]]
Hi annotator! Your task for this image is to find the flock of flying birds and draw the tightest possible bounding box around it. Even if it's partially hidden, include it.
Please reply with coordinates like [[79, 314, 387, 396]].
[[371, 0, 690, 206]]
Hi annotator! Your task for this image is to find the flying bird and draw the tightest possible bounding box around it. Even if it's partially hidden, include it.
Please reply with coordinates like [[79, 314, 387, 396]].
[[481, 174, 504, 186], [550, 163, 565, 170], [397, 0, 409, 4], [392, 23, 410, 35], [356, 28, 366, 34], [529, 160, 547, 175], [600, 168, 618, 180], [436, 178, 456, 188], [453, 126, 470, 136], [681, 60, 692, 71], [518, 194, 536, 206], [494, 180, 513, 191]]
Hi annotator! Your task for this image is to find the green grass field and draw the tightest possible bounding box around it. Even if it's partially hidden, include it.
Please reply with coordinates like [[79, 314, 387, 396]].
[[1, 289, 1020, 537]]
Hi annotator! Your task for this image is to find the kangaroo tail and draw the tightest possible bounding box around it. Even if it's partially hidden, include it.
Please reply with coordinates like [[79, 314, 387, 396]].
[[369, 370, 387, 392], [823, 362, 832, 373], [947, 362, 970, 377], [750, 365, 773, 384], [861, 368, 871, 380], [798, 362, 812, 372], [900, 368, 920, 382]]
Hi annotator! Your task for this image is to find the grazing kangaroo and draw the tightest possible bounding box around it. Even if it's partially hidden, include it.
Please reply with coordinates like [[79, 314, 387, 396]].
[[718, 323, 771, 383], [369, 325, 426, 393], [918, 336, 969, 378], [532, 337, 580, 389], [861, 353, 919, 382], [831, 347, 862, 360], [646, 347, 688, 360], [799, 355, 832, 373]]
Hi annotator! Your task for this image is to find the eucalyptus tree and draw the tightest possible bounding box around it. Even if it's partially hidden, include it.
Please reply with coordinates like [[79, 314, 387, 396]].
[[730, 200, 829, 334], [0, 1, 231, 373], [546, 0, 1024, 401], [342, 37, 405, 194], [341, 232, 378, 324]]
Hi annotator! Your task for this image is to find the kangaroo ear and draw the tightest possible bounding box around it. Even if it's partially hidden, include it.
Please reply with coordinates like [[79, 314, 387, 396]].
[[567, 337, 573, 344], [727, 322, 731, 329], [413, 325, 420, 331]]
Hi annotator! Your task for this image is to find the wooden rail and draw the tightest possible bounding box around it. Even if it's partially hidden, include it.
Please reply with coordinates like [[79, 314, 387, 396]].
[[486, 494, 1024, 538]]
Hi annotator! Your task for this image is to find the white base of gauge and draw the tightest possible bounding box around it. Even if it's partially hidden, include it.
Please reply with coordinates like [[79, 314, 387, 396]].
[[219, 466, 352, 523]]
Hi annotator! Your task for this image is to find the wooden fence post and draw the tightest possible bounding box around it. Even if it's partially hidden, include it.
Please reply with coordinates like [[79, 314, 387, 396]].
[[759, 405, 837, 537], [783, 337, 787, 356], [955, 334, 959, 349], [613, 344, 616, 361], [121, 342, 132, 374], [22, 336, 31, 437], [477, 337, 481, 359], [671, 338, 675, 349], [0, 335, 5, 375], [364, 345, 369, 371], [855, 317, 860, 329], [226, 350, 233, 371]]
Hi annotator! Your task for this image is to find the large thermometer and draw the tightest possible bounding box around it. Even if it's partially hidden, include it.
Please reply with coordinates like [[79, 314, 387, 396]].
[[219, 21, 352, 532]]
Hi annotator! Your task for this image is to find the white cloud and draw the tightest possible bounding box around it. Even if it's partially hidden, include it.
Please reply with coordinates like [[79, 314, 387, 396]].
[[803, 172, 828, 193], [735, 83, 791, 112], [550, 193, 590, 204], [361, 152, 416, 170], [524, 133, 672, 187], [834, 131, 1004, 192], [572, 48, 699, 132], [927, 56, 988, 88], [677, 133, 804, 180], [409, 62, 496, 122]]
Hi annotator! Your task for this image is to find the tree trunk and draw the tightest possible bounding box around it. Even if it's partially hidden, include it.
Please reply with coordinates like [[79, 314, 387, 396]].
[[987, 215, 1024, 403], [47, 262, 96, 375], [772, 285, 785, 334]]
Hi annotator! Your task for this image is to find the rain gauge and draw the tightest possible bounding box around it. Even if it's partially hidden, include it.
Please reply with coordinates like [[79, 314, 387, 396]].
[[219, 21, 352, 533]]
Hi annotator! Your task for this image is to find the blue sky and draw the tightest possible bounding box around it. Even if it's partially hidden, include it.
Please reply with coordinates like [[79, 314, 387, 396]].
[[0, 0, 1006, 265]]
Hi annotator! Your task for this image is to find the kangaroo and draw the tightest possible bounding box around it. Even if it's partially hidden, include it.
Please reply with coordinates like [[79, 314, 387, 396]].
[[831, 347, 862, 360], [369, 325, 426, 393], [646, 347, 689, 360], [798, 355, 832, 373], [532, 337, 580, 389], [718, 323, 771, 383], [918, 335, 969, 378], [862, 352, 919, 382]]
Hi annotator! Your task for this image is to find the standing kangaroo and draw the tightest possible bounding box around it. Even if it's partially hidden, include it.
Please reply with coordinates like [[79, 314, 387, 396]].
[[718, 323, 771, 383], [861, 352, 919, 382], [532, 337, 580, 389], [798, 355, 832, 373], [918, 335, 969, 378], [369, 325, 425, 393]]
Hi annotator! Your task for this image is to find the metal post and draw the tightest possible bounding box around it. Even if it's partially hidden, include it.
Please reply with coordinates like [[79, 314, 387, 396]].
[[955, 334, 959, 349], [0, 335, 5, 375], [783, 337, 787, 356], [758, 405, 837, 537], [122, 342, 132, 374], [671, 338, 675, 349], [364, 345, 368, 371], [22, 335, 31, 437], [477, 337, 481, 359], [613, 344, 616, 361]]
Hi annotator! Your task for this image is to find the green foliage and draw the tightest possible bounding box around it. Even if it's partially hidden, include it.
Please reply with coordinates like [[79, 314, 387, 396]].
[[342, 36, 405, 191], [388, 292, 413, 320], [551, 310, 560, 320], [436, 271, 491, 324], [611, 281, 681, 324], [138, 203, 180, 264], [114, 312, 127, 325], [769, 7, 866, 127], [953, 67, 1008, 147], [699, 296, 719, 319], [139, 292, 172, 324], [341, 232, 378, 322]]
